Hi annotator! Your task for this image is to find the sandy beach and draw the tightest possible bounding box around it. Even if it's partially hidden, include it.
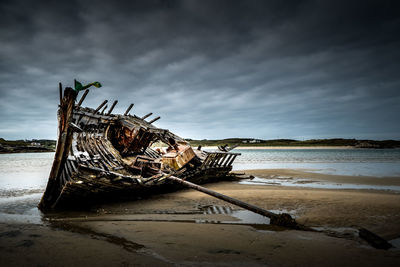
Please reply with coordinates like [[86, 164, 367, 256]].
[[1, 169, 400, 266]]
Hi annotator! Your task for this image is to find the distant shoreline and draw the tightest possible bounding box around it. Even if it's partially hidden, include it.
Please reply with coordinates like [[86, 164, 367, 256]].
[[2, 145, 398, 154], [203, 146, 356, 150]]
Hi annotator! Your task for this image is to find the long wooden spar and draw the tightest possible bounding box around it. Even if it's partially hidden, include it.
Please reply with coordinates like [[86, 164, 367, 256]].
[[167, 175, 303, 229]]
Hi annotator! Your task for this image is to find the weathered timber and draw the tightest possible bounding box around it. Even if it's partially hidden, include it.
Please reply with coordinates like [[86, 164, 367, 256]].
[[148, 116, 160, 124], [107, 100, 118, 115], [100, 105, 108, 114], [77, 89, 90, 107], [94, 100, 108, 114], [141, 112, 153, 120], [124, 103, 134, 115], [59, 83, 63, 105], [39, 82, 241, 210], [39, 87, 77, 210]]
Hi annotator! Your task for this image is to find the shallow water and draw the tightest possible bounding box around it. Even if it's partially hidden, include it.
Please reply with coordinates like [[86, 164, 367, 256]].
[[199, 205, 273, 224], [240, 176, 400, 192], [0, 153, 53, 224], [229, 148, 400, 177], [1, 149, 400, 224]]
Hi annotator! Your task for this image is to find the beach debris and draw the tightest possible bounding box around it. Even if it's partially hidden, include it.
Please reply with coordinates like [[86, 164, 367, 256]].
[[358, 228, 393, 250]]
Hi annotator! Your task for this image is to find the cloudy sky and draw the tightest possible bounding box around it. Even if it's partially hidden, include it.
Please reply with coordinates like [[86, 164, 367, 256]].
[[1, 0, 399, 140]]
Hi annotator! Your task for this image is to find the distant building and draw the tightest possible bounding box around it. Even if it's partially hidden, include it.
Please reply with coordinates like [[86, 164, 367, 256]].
[[243, 139, 261, 144], [30, 142, 41, 146]]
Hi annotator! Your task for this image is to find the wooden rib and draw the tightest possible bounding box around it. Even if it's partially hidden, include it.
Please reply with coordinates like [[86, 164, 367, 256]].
[[211, 154, 222, 167], [107, 100, 118, 115], [92, 138, 115, 169], [67, 160, 76, 177], [96, 139, 118, 167], [63, 162, 71, 179], [59, 83, 63, 105], [124, 103, 134, 116], [69, 160, 78, 173], [227, 155, 237, 166], [202, 153, 213, 168], [215, 154, 224, 167], [77, 89, 90, 107], [98, 137, 120, 165], [94, 100, 108, 114], [100, 105, 108, 114], [141, 112, 153, 120], [148, 116, 160, 124], [222, 154, 233, 167], [86, 134, 110, 170], [92, 136, 115, 169], [217, 154, 227, 167], [59, 171, 67, 189]]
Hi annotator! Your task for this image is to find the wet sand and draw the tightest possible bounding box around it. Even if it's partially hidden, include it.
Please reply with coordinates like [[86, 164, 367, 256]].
[[243, 168, 400, 186], [1, 169, 400, 266]]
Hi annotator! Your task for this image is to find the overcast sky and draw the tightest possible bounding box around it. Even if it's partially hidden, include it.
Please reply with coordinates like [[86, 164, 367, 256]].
[[1, 0, 399, 140]]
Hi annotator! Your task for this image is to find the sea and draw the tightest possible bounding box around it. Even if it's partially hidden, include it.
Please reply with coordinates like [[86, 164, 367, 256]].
[[231, 148, 400, 177], [1, 149, 400, 223]]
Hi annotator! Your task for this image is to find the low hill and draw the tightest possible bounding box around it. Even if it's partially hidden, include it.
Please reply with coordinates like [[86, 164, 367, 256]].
[[186, 138, 400, 149], [0, 138, 56, 153]]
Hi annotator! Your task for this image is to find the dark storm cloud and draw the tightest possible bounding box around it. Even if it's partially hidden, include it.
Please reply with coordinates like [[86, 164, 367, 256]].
[[0, 0, 399, 140]]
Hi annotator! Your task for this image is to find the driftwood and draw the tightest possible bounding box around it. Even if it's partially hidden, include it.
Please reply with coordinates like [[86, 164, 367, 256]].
[[359, 228, 392, 250]]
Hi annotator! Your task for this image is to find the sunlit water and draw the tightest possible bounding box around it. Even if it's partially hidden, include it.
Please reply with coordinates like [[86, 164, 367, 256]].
[[1, 149, 400, 223]]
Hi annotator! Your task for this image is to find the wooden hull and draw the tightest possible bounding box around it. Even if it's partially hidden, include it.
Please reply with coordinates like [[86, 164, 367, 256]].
[[52, 167, 235, 209], [39, 85, 240, 210]]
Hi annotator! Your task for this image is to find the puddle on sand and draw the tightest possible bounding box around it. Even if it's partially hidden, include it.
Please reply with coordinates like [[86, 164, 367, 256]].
[[47, 205, 293, 231], [198, 205, 271, 225]]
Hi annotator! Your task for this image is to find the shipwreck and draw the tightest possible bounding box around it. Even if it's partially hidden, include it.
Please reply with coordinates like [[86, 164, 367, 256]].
[[39, 81, 300, 229]]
